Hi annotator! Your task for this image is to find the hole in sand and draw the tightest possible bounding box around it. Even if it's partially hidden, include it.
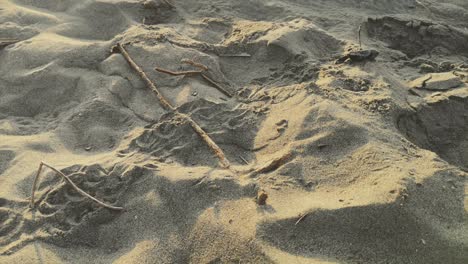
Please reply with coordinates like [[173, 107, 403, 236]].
[[397, 94, 468, 170]]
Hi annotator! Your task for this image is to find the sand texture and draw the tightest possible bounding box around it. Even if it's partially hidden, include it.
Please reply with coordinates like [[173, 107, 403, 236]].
[[0, 0, 467, 263]]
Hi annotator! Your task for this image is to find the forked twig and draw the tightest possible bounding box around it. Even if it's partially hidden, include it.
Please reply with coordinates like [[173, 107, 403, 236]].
[[30, 162, 124, 210], [114, 43, 231, 168]]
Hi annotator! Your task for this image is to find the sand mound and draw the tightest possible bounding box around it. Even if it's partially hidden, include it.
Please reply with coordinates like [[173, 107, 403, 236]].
[[398, 89, 468, 170], [0, 0, 467, 263], [367, 16, 468, 58]]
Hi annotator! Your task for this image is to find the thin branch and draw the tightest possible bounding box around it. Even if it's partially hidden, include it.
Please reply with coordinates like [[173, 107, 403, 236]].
[[183, 114, 231, 168], [295, 213, 309, 225], [114, 43, 231, 168], [249, 151, 293, 177], [239, 156, 249, 165], [201, 73, 233, 98], [181, 59, 209, 71], [155, 67, 203, 76], [113, 43, 175, 111], [30, 162, 124, 210], [0, 39, 19, 48], [200, 73, 232, 97]]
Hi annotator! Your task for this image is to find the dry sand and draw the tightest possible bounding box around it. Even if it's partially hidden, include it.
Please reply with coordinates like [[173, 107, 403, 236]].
[[0, 0, 467, 263]]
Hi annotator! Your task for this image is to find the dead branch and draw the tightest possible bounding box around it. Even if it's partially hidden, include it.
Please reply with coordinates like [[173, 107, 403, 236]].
[[115, 43, 231, 168], [113, 43, 175, 111], [239, 156, 248, 165], [183, 114, 231, 168], [30, 162, 124, 210], [155, 67, 203, 76], [181, 59, 209, 71]]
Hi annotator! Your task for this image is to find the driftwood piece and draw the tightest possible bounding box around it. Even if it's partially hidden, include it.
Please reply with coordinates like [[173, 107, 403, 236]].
[[30, 162, 124, 210]]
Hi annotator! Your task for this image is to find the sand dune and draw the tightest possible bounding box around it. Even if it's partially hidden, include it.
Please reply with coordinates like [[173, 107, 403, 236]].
[[0, 0, 467, 263]]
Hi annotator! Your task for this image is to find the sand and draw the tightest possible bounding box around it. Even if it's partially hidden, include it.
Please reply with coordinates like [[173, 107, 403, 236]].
[[0, 0, 467, 263]]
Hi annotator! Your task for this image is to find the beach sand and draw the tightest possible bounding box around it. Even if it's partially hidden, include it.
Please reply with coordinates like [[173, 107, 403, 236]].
[[0, 0, 467, 263]]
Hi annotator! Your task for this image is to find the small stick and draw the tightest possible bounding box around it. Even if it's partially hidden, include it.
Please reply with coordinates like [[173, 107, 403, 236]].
[[115, 43, 231, 168], [113, 43, 175, 111], [255, 151, 293, 174], [358, 25, 362, 50], [295, 213, 309, 225], [30, 162, 124, 210], [30, 162, 45, 208], [183, 114, 231, 168], [201, 73, 233, 98], [181, 59, 209, 71], [239, 156, 249, 165], [155, 67, 203, 76]]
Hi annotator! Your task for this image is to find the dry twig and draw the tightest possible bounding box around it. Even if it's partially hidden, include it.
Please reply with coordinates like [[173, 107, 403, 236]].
[[254, 151, 293, 175], [155, 67, 203, 76], [200, 73, 233, 97], [181, 59, 209, 71], [114, 43, 231, 168], [183, 114, 231, 168], [295, 213, 309, 225], [113, 43, 175, 111], [30, 162, 124, 210]]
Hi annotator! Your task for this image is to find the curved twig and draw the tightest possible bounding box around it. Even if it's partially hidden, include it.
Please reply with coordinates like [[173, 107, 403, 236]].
[[30, 162, 124, 210]]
